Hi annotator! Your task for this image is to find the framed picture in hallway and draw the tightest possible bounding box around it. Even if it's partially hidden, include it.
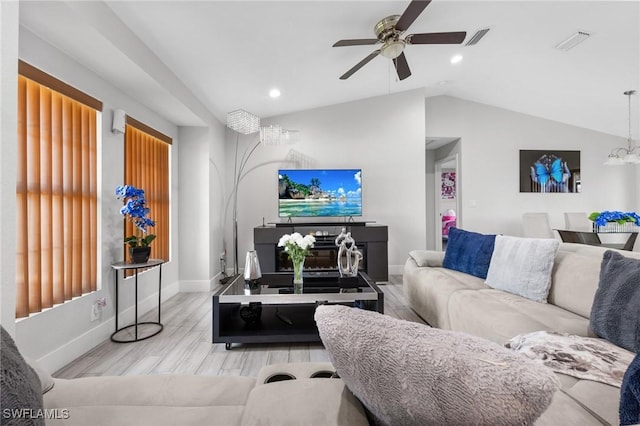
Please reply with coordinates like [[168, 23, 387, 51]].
[[519, 150, 581, 193], [441, 171, 456, 199]]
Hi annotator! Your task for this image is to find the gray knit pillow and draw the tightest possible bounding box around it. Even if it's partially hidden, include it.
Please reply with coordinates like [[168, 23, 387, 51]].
[[0, 326, 44, 426], [315, 305, 560, 426]]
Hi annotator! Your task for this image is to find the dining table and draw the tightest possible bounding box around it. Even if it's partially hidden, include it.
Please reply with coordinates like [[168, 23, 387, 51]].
[[555, 228, 638, 251]]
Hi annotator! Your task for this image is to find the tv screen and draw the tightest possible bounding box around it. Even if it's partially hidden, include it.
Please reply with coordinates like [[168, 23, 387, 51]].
[[278, 169, 362, 217]]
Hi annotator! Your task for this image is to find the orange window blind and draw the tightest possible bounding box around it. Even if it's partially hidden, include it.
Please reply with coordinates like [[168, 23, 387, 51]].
[[16, 72, 99, 318], [124, 122, 170, 264]]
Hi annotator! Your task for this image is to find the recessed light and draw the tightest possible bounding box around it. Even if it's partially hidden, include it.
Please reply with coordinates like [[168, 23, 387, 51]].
[[269, 88, 281, 98], [450, 55, 463, 64]]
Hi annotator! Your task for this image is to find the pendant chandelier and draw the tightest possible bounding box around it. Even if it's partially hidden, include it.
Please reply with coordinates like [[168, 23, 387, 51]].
[[604, 90, 638, 165]]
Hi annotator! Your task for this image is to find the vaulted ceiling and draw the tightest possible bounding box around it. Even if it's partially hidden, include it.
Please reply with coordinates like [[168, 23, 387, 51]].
[[19, 1, 640, 138]]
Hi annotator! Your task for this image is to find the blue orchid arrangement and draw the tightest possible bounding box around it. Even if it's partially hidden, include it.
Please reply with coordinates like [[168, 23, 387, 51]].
[[116, 185, 156, 247], [588, 211, 640, 227]]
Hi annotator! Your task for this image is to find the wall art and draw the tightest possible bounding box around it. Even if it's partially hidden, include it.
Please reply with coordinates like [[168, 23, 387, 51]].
[[519, 150, 581, 193]]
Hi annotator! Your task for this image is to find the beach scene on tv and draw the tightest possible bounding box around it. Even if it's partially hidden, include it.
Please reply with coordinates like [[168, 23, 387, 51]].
[[278, 169, 362, 217]]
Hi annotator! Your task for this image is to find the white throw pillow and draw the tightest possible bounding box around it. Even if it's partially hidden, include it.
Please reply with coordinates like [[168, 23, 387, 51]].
[[485, 235, 560, 303]]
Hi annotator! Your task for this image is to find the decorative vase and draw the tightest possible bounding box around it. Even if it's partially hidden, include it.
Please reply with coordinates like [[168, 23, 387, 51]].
[[129, 246, 151, 264], [293, 257, 305, 294], [244, 250, 262, 289]]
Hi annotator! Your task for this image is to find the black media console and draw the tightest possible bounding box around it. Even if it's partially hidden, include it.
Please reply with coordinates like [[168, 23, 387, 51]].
[[254, 223, 388, 282]]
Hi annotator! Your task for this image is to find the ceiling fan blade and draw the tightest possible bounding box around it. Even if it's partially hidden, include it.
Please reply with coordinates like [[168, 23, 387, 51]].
[[339, 50, 381, 80], [333, 39, 379, 47], [393, 52, 411, 81], [407, 31, 467, 45], [395, 0, 431, 32]]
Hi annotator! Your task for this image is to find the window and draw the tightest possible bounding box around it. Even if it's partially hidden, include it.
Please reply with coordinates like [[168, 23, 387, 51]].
[[124, 117, 170, 264], [16, 61, 102, 318]]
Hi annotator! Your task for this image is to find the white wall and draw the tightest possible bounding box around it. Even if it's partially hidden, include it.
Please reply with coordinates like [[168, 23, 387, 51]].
[[177, 124, 226, 291], [426, 95, 636, 237], [4, 28, 182, 372], [226, 89, 426, 275], [0, 1, 19, 337]]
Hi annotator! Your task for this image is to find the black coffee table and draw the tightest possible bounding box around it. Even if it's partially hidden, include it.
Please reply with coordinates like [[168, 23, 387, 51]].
[[212, 271, 383, 349]]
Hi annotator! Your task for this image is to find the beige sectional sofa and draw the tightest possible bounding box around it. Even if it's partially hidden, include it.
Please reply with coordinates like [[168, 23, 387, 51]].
[[403, 242, 637, 425], [6, 350, 369, 426], [42, 362, 369, 426]]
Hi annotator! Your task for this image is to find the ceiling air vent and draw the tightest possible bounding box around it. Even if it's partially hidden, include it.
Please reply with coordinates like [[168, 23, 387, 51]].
[[465, 27, 490, 46], [555, 31, 591, 51]]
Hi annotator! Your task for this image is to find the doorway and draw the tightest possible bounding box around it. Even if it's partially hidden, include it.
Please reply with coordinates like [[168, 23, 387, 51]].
[[426, 138, 461, 251], [434, 155, 459, 251]]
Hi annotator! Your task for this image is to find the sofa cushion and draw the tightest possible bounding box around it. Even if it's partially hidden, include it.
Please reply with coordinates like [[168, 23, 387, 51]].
[[241, 379, 368, 426], [536, 390, 609, 426], [408, 249, 444, 267], [485, 235, 560, 303], [44, 375, 255, 426], [403, 259, 489, 328], [315, 305, 559, 426], [590, 250, 640, 353], [547, 250, 602, 318], [1, 326, 44, 426], [442, 227, 496, 279], [447, 289, 591, 344], [563, 378, 621, 425]]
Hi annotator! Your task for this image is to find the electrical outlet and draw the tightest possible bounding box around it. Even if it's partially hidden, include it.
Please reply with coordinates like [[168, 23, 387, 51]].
[[90, 303, 100, 322]]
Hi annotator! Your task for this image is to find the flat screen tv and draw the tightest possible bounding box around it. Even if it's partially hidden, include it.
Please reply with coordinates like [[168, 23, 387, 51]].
[[278, 169, 362, 217]]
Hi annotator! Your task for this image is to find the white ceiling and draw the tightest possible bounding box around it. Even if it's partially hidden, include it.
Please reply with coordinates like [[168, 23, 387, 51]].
[[18, 1, 640, 138]]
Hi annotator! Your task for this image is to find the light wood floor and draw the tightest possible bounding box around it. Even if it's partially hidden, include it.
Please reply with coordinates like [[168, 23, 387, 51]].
[[54, 275, 425, 379]]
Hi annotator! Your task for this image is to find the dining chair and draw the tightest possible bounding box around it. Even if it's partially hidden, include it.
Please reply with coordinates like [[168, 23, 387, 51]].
[[564, 212, 592, 231], [522, 212, 555, 239]]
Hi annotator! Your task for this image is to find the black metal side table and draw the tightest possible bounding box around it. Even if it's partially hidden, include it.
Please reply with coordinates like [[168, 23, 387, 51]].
[[111, 259, 165, 343]]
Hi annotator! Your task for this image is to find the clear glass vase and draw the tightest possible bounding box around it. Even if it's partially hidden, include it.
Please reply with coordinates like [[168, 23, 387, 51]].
[[293, 257, 305, 294]]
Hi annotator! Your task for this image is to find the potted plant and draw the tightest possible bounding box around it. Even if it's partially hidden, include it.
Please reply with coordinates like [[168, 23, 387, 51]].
[[116, 185, 156, 263], [589, 211, 640, 231]]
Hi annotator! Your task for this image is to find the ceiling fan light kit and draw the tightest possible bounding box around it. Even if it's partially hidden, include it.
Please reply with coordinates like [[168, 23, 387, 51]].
[[604, 90, 638, 166], [380, 40, 405, 59], [333, 0, 466, 81]]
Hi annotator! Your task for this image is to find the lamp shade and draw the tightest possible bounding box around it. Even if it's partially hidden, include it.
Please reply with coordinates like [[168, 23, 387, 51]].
[[227, 110, 260, 135], [623, 152, 640, 164], [604, 155, 625, 166]]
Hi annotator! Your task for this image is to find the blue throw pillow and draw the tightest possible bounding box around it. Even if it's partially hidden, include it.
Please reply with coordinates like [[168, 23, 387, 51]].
[[620, 352, 640, 426], [443, 227, 496, 279], [590, 250, 640, 353]]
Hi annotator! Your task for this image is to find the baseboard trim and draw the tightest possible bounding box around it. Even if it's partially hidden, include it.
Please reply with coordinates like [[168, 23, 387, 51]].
[[39, 320, 113, 374], [179, 280, 211, 292], [38, 280, 180, 373], [179, 272, 221, 292]]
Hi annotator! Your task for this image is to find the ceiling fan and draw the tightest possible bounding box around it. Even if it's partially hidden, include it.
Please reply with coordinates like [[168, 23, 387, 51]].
[[333, 0, 466, 81]]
